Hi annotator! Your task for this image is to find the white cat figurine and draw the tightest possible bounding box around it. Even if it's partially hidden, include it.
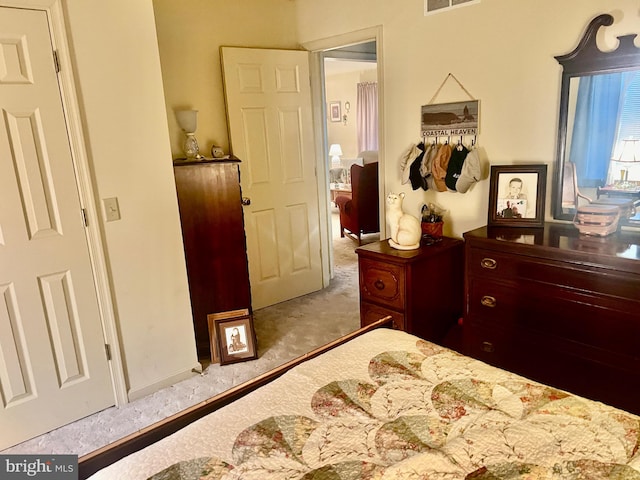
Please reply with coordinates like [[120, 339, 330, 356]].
[[386, 192, 421, 250]]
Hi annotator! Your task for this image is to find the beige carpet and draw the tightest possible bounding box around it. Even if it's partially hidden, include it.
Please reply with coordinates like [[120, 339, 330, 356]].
[[2, 212, 379, 457]]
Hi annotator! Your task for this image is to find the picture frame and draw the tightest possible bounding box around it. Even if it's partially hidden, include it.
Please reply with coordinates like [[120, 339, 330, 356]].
[[488, 164, 547, 228], [214, 314, 258, 365], [329, 101, 341, 122], [207, 308, 250, 364]]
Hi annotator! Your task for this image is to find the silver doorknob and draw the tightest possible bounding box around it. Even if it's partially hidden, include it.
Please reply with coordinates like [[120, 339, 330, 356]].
[[241, 197, 251, 206]]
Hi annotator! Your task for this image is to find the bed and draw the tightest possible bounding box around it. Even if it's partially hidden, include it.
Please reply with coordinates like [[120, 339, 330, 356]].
[[81, 324, 640, 479]]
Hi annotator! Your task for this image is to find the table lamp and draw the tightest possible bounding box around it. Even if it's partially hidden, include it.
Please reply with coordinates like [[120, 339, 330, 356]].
[[329, 143, 343, 168], [614, 138, 639, 187], [175, 109, 202, 159]]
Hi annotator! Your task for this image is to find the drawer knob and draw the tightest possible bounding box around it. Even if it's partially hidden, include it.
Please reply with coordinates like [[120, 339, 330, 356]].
[[482, 341, 495, 353], [374, 279, 385, 290], [481, 257, 497, 269], [480, 295, 497, 308]]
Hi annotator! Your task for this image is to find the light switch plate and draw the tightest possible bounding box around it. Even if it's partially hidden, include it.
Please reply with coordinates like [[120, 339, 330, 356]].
[[103, 197, 121, 222]]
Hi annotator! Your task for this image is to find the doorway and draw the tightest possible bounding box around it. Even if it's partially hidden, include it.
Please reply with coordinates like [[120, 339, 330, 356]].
[[305, 27, 384, 285], [323, 42, 378, 247]]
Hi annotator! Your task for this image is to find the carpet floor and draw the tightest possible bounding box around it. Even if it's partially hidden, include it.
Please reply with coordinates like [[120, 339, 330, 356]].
[[2, 212, 379, 457]]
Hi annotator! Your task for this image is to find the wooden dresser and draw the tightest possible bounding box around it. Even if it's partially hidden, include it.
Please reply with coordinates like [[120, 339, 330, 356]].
[[356, 238, 464, 343], [173, 159, 251, 358], [464, 223, 640, 414]]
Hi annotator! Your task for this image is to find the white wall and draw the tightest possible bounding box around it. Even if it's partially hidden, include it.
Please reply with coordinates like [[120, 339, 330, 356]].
[[295, 0, 640, 237], [152, 0, 299, 159], [325, 68, 377, 159], [64, 0, 198, 398]]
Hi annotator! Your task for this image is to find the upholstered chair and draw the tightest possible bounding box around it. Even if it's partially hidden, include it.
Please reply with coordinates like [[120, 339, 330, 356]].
[[335, 161, 379, 244]]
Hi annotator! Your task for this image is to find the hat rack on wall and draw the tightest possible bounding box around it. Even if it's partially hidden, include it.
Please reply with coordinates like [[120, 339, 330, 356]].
[[398, 73, 483, 194]]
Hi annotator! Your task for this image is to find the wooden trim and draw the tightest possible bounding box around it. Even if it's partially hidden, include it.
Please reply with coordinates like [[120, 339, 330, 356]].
[[78, 317, 393, 479]]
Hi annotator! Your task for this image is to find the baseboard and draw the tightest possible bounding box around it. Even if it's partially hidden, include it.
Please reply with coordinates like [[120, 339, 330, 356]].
[[126, 361, 202, 402]]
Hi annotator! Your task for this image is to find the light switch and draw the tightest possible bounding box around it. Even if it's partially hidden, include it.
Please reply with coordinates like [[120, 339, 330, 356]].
[[103, 197, 121, 222]]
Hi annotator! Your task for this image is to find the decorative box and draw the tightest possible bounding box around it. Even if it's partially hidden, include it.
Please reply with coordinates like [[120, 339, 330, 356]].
[[573, 204, 620, 236]]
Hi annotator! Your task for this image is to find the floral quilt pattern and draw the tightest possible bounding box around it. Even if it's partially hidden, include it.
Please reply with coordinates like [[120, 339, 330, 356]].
[[149, 339, 640, 479]]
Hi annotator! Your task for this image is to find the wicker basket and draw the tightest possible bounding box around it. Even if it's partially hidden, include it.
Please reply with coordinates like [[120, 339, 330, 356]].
[[573, 204, 620, 236]]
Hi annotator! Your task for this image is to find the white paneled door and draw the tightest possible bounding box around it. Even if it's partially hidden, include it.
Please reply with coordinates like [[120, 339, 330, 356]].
[[0, 7, 113, 449], [222, 47, 323, 310]]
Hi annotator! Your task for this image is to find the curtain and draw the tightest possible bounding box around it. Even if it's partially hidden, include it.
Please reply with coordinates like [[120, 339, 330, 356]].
[[609, 72, 640, 183], [569, 73, 625, 187], [357, 82, 378, 153]]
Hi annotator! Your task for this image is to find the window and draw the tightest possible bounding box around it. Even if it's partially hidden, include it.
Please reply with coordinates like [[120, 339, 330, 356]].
[[424, 0, 479, 15], [569, 71, 640, 187], [608, 72, 640, 183]]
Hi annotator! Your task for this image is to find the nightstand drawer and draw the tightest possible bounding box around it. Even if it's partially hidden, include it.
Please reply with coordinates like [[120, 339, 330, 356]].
[[360, 301, 405, 330], [356, 238, 463, 342], [359, 258, 405, 310]]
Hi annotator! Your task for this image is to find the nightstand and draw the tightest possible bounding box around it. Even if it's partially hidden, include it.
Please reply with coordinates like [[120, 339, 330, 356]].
[[356, 238, 464, 343]]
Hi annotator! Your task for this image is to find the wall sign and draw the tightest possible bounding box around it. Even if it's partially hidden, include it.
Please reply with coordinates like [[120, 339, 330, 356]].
[[420, 100, 479, 138]]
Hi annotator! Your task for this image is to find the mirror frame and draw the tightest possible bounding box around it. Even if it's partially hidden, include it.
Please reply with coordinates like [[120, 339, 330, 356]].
[[552, 14, 640, 221]]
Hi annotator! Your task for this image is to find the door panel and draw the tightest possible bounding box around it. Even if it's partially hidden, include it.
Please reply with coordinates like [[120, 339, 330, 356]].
[[222, 47, 323, 309], [0, 6, 113, 449]]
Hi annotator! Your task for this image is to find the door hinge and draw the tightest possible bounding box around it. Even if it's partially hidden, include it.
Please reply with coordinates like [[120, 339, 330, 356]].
[[81, 208, 89, 227], [53, 50, 60, 73], [105, 344, 112, 361]]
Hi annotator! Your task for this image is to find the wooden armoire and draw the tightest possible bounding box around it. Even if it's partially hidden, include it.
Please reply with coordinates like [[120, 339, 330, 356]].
[[173, 158, 251, 358]]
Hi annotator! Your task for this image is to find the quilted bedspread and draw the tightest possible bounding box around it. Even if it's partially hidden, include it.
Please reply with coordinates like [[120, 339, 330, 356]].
[[89, 329, 640, 479]]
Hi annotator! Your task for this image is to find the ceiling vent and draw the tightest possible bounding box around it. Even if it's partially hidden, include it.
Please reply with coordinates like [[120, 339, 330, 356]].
[[424, 0, 479, 16]]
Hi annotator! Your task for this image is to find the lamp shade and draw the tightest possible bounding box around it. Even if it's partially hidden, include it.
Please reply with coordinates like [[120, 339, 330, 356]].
[[175, 109, 198, 133], [328, 144, 343, 157], [613, 139, 639, 185], [615, 139, 640, 163]]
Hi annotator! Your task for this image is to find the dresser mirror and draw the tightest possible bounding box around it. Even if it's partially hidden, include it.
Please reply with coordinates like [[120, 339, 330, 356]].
[[552, 14, 640, 224]]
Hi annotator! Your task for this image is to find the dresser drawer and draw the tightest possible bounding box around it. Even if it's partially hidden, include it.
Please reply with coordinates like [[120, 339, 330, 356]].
[[467, 279, 521, 324], [359, 258, 405, 310], [467, 276, 640, 362], [466, 322, 640, 413], [468, 247, 640, 299], [360, 301, 405, 330]]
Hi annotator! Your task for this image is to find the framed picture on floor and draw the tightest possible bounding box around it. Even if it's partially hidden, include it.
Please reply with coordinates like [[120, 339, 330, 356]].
[[215, 313, 258, 365], [208, 309, 250, 364]]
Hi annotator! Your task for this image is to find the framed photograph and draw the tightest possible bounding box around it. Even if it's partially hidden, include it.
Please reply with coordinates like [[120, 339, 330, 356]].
[[329, 101, 341, 122], [214, 314, 257, 365], [488, 164, 547, 228], [208, 308, 249, 364]]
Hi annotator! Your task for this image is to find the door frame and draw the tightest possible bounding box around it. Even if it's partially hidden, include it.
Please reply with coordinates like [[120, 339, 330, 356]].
[[303, 26, 385, 286], [1, 0, 126, 405]]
